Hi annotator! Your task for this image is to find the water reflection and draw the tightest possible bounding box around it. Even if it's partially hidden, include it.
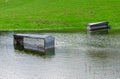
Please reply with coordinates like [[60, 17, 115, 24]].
[[87, 29, 109, 35], [86, 29, 111, 60], [87, 29, 111, 48], [14, 45, 55, 58], [85, 30, 120, 79]]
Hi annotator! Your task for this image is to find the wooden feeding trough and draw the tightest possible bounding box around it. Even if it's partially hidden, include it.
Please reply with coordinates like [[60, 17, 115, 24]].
[[14, 34, 55, 52], [87, 21, 110, 31]]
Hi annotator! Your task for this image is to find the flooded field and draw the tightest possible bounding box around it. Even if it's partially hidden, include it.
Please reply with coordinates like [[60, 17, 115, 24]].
[[0, 31, 120, 79]]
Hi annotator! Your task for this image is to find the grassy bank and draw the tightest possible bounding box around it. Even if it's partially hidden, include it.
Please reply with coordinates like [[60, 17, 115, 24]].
[[0, 0, 120, 30]]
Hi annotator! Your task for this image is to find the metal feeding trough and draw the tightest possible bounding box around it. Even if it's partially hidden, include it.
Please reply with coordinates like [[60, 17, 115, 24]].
[[87, 21, 110, 31], [14, 34, 55, 53]]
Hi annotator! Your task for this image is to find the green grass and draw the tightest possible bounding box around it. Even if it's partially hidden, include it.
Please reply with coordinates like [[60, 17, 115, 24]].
[[0, 0, 120, 31]]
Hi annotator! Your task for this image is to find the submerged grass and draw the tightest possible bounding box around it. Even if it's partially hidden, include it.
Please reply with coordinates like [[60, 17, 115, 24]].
[[0, 0, 120, 31]]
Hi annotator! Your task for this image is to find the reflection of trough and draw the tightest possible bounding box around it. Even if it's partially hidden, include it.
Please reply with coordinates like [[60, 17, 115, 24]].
[[87, 21, 110, 31], [14, 34, 55, 54], [88, 29, 109, 35], [14, 45, 55, 56], [87, 29, 110, 48]]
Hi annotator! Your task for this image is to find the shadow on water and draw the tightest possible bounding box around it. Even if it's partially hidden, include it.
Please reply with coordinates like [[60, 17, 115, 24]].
[[14, 45, 55, 58]]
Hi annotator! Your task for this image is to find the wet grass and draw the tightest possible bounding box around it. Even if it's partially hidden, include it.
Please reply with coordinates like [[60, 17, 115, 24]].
[[0, 0, 120, 31]]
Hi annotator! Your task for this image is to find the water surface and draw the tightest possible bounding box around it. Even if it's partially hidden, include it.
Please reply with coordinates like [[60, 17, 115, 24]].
[[0, 31, 120, 79]]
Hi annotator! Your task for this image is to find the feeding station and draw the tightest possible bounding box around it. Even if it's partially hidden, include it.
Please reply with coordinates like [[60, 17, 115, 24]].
[[87, 21, 110, 31], [14, 34, 55, 52]]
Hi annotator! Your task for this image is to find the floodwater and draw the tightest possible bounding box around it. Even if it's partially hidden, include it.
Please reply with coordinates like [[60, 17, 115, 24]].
[[0, 31, 120, 79]]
